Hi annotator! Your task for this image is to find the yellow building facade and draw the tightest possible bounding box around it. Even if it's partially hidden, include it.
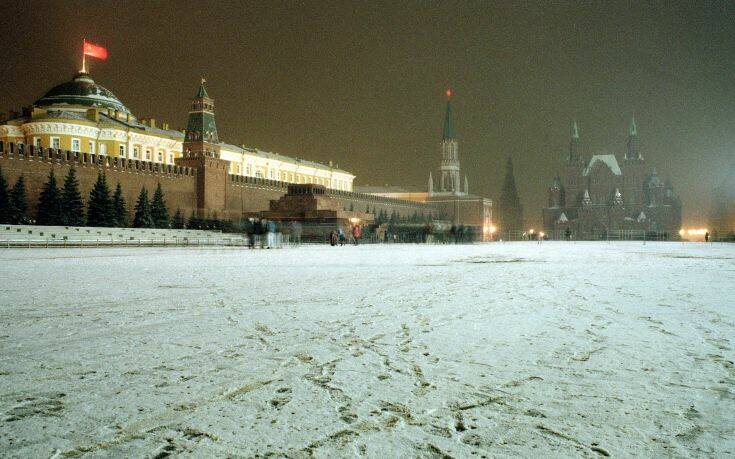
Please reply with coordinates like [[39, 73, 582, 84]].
[[0, 71, 355, 190]]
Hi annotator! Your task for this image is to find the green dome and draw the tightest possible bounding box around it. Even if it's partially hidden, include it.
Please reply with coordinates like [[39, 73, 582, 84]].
[[34, 72, 131, 114]]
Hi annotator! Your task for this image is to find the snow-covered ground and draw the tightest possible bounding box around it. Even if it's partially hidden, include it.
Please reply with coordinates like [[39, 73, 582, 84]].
[[0, 242, 733, 457]]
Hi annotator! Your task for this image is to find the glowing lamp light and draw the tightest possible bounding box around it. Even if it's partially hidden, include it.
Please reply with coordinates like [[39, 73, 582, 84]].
[[529, 229, 535, 235], [445, 88, 452, 98], [489, 225, 497, 234], [539, 232, 545, 238], [349, 217, 360, 224], [679, 229, 685, 236]]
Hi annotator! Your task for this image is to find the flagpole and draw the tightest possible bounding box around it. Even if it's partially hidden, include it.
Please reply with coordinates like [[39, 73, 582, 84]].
[[82, 38, 86, 73]]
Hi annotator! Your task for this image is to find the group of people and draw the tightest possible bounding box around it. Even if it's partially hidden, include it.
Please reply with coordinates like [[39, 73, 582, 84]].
[[329, 225, 362, 246]]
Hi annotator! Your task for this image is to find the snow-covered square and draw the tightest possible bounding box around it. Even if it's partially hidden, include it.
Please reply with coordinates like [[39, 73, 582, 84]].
[[0, 242, 733, 457]]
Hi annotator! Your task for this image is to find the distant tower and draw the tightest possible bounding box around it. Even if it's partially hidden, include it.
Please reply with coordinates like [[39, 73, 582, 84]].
[[183, 78, 220, 159], [564, 120, 585, 206], [428, 171, 434, 196], [439, 88, 461, 194], [621, 116, 646, 206], [568, 120, 581, 162], [626, 116, 642, 160]]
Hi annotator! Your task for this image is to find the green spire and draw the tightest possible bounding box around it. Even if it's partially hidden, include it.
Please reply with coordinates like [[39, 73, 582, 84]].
[[186, 78, 218, 143], [629, 116, 637, 136], [572, 120, 579, 139], [196, 77, 209, 98], [442, 98, 454, 140]]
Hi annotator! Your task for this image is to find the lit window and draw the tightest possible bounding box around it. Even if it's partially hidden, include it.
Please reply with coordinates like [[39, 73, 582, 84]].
[[71, 138, 80, 152], [33, 137, 41, 148], [133, 147, 139, 158], [119, 145, 126, 157], [51, 137, 60, 149], [168, 154, 173, 164], [145, 149, 151, 160], [89, 141, 95, 154], [158, 151, 163, 162], [99, 143, 107, 155]]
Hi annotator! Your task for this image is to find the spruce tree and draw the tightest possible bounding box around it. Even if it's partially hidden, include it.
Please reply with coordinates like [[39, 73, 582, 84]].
[[171, 208, 184, 229], [187, 214, 200, 230], [132, 187, 154, 228], [9, 176, 28, 224], [36, 169, 62, 225], [87, 172, 113, 227], [111, 183, 128, 227], [149, 183, 169, 228], [61, 167, 85, 226], [498, 157, 524, 233], [0, 166, 10, 224]]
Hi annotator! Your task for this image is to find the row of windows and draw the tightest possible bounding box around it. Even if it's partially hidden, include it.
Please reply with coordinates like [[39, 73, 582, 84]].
[[32, 137, 175, 164], [231, 163, 351, 189]]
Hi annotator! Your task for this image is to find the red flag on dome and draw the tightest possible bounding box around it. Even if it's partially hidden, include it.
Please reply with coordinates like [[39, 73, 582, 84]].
[[83, 40, 108, 60]]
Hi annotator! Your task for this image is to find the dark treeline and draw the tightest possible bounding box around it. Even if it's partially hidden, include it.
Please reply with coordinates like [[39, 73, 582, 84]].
[[0, 166, 243, 232]]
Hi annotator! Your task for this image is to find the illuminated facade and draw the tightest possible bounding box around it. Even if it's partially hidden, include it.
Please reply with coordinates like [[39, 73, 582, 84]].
[[0, 72, 355, 191], [542, 120, 682, 238]]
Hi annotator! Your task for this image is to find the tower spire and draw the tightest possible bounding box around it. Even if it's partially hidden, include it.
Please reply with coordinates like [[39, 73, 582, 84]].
[[626, 116, 641, 160], [438, 88, 460, 193], [568, 120, 581, 162], [442, 88, 454, 140], [183, 78, 220, 158]]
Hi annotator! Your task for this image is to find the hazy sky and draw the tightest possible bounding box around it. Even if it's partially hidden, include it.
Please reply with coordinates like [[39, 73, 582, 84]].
[[2, 0, 734, 226]]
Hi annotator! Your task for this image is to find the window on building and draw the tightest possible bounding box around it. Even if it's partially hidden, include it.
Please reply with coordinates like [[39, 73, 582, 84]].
[[71, 138, 80, 152], [51, 137, 60, 149], [246, 165, 251, 176], [133, 146, 139, 158], [269, 169, 275, 179], [33, 137, 41, 148], [119, 145, 126, 157], [158, 151, 163, 162], [145, 149, 151, 160], [89, 141, 95, 154], [168, 154, 173, 164], [99, 143, 107, 155]]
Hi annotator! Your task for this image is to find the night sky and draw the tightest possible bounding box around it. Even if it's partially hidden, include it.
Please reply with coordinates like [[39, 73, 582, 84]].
[[2, 0, 734, 226]]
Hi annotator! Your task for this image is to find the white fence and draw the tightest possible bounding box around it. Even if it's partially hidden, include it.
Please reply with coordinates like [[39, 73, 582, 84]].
[[0, 225, 252, 248]]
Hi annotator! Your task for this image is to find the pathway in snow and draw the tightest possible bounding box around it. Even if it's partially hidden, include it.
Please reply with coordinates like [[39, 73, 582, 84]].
[[0, 242, 733, 457]]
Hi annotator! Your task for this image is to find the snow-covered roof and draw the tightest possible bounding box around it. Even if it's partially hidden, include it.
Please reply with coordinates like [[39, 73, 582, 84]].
[[583, 154, 622, 176], [557, 212, 569, 223]]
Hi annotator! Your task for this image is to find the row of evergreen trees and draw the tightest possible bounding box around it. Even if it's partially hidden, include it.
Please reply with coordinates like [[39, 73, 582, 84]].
[[0, 169, 28, 224], [0, 166, 180, 229]]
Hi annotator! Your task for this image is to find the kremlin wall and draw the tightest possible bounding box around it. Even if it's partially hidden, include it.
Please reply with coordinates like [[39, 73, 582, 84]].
[[0, 69, 491, 238]]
